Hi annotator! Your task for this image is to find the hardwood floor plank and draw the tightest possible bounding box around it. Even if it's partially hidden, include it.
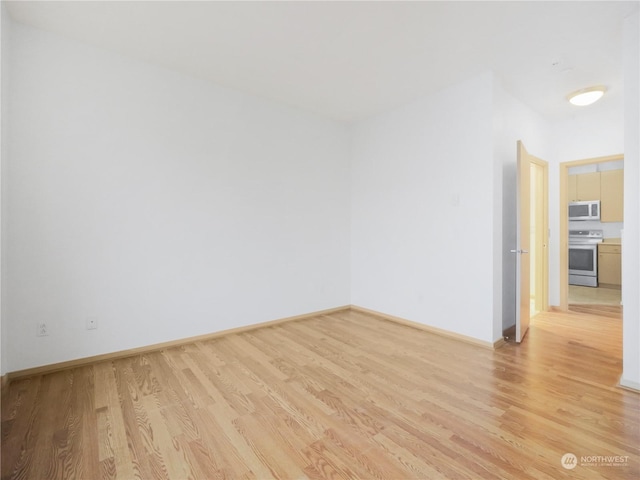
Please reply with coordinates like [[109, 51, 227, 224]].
[[323, 426, 414, 480], [99, 456, 117, 480], [144, 405, 193, 480], [31, 372, 74, 480], [94, 364, 129, 479], [1, 377, 43, 480], [301, 440, 356, 480], [112, 359, 157, 479], [232, 413, 305, 479], [95, 407, 113, 464], [202, 406, 274, 479], [2, 308, 639, 479], [181, 435, 225, 480], [372, 429, 450, 480], [78, 367, 100, 479]]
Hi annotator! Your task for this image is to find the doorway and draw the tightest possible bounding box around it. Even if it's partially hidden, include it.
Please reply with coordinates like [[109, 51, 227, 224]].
[[559, 154, 624, 311]]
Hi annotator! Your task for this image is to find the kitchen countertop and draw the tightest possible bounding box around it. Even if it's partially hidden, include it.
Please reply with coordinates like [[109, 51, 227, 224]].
[[602, 238, 621, 246]]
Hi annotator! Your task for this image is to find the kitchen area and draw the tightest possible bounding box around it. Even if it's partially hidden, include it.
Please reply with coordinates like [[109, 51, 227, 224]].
[[568, 160, 623, 307]]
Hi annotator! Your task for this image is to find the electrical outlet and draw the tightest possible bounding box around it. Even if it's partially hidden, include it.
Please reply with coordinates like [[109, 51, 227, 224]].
[[37, 322, 48, 337], [86, 317, 98, 330]]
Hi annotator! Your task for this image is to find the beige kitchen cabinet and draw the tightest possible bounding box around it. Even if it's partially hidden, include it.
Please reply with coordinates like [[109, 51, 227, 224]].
[[598, 243, 621, 286], [568, 172, 601, 201], [568, 175, 577, 202], [600, 169, 624, 222]]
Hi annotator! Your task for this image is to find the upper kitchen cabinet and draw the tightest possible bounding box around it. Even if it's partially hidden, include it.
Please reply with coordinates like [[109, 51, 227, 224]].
[[600, 169, 624, 222], [568, 175, 576, 200], [568, 172, 601, 201]]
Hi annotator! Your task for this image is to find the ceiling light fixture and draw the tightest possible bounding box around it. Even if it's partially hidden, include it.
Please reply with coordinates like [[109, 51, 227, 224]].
[[567, 86, 607, 106]]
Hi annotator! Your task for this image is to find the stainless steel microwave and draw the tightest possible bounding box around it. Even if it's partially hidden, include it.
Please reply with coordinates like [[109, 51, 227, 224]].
[[569, 200, 600, 221]]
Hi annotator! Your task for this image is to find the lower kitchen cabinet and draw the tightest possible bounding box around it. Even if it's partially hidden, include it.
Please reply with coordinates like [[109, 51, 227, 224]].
[[598, 244, 621, 286]]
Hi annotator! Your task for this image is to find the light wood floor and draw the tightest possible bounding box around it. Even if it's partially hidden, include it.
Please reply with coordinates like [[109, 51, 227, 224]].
[[2, 308, 638, 479], [568, 284, 622, 306]]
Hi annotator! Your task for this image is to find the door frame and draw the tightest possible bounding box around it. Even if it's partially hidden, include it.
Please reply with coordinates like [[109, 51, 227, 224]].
[[559, 153, 624, 310], [530, 156, 549, 314]]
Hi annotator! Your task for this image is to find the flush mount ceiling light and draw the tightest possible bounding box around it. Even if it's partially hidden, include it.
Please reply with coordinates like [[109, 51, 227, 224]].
[[567, 86, 607, 106]]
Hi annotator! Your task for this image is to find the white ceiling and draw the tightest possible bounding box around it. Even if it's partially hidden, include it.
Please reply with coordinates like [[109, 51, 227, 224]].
[[5, 1, 639, 122]]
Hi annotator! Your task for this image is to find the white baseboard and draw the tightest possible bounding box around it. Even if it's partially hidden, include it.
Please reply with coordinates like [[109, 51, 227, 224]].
[[6, 305, 351, 381], [619, 378, 640, 392], [350, 304, 497, 349]]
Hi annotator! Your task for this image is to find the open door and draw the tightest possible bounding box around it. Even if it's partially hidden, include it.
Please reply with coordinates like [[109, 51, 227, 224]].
[[506, 141, 548, 343], [514, 141, 532, 342]]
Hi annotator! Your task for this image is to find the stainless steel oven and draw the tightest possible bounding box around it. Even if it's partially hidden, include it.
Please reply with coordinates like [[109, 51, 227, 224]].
[[568, 230, 603, 287]]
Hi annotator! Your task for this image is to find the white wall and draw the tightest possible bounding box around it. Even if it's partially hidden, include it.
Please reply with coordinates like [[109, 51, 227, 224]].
[[621, 9, 640, 389], [3, 23, 351, 373], [492, 80, 550, 338], [0, 3, 9, 376], [3, 14, 638, 386], [350, 73, 496, 343], [550, 107, 624, 162]]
